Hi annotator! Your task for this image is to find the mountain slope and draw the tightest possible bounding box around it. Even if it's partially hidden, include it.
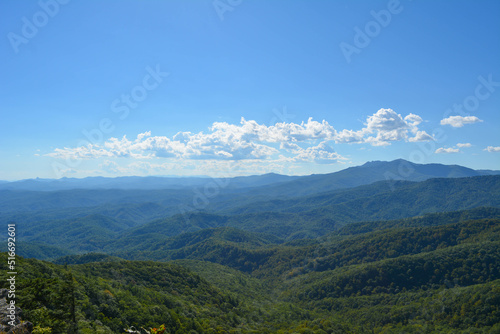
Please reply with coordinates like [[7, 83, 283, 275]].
[[0, 173, 298, 191], [3, 207, 500, 333], [0, 188, 195, 213], [17, 214, 131, 253], [1, 160, 498, 211], [0, 254, 246, 333], [13, 176, 500, 260], [225, 175, 500, 215], [223, 159, 500, 199]]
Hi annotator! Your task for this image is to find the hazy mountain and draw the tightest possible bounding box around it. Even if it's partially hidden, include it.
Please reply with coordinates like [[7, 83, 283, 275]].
[[1, 160, 497, 196], [0, 188, 196, 213], [13, 175, 500, 260], [3, 166, 500, 333], [127, 175, 500, 241], [223, 174, 500, 215], [0, 173, 298, 191], [233, 159, 500, 198]]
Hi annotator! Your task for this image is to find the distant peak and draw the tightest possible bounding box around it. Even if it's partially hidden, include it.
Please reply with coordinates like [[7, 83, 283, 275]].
[[362, 159, 411, 167], [361, 160, 386, 167]]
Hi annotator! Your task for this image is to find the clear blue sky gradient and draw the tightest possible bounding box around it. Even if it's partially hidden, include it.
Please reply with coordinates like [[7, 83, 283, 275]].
[[1, 0, 499, 180]]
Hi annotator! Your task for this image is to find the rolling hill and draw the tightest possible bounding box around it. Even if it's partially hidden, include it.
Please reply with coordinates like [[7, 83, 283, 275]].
[[7, 175, 500, 260], [2, 160, 500, 333], [215, 159, 500, 199], [2, 208, 500, 333]]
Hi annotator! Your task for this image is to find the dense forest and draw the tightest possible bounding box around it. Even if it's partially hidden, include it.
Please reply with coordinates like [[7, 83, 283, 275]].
[[1, 167, 500, 333], [2, 209, 500, 333]]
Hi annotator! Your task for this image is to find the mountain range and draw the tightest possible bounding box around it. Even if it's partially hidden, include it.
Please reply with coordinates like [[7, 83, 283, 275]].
[[1, 159, 500, 333], [2, 159, 499, 260], [1, 158, 498, 193]]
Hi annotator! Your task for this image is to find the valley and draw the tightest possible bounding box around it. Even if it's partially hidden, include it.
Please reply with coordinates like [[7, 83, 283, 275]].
[[1, 160, 500, 333]]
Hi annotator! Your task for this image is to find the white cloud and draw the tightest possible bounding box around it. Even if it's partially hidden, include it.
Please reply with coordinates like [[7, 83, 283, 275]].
[[99, 160, 126, 174], [440, 115, 483, 127], [112, 159, 295, 177], [334, 129, 365, 144], [46, 109, 432, 165], [289, 141, 347, 164], [208, 117, 336, 143], [48, 145, 115, 160], [334, 108, 433, 146], [409, 130, 434, 142], [435, 147, 460, 154], [366, 108, 408, 133], [484, 146, 500, 152], [404, 113, 424, 125], [434, 143, 473, 154]]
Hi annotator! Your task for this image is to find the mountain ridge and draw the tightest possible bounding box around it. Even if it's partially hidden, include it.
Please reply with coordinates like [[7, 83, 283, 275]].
[[238, 159, 500, 198], [1, 159, 498, 193], [10, 176, 500, 260]]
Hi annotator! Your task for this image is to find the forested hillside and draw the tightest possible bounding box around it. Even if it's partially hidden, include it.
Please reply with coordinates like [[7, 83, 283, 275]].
[[1, 162, 500, 333], [6, 175, 500, 261], [2, 210, 500, 333]]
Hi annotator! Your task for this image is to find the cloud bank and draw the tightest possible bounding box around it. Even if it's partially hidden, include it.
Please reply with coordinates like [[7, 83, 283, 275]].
[[440, 115, 483, 127], [484, 146, 500, 153], [47, 108, 433, 164], [435, 147, 460, 154]]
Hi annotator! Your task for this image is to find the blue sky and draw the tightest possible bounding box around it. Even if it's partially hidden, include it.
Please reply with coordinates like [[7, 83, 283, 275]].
[[1, 0, 499, 180]]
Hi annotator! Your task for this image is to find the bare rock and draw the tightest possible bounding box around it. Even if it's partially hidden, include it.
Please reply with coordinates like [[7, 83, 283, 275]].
[[0, 295, 32, 334]]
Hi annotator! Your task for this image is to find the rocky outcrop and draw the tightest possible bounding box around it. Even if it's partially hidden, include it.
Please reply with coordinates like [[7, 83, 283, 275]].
[[0, 289, 32, 334]]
